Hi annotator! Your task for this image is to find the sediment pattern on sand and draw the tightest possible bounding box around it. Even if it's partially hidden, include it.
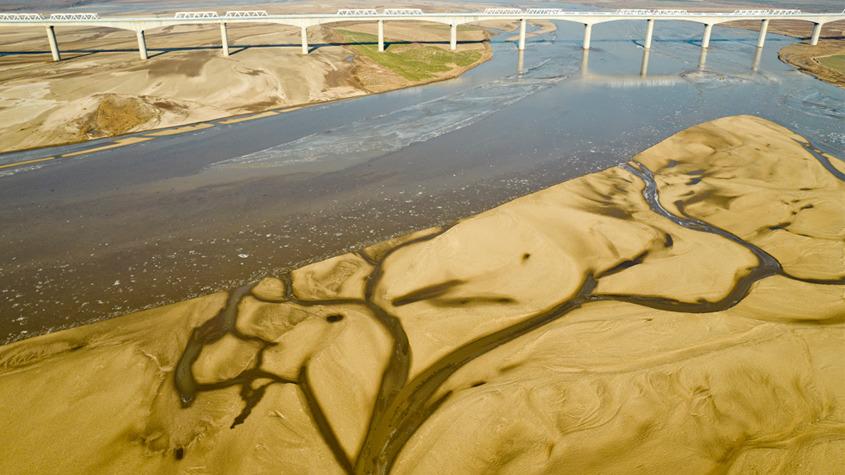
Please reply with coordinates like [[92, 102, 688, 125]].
[[0, 115, 843, 474]]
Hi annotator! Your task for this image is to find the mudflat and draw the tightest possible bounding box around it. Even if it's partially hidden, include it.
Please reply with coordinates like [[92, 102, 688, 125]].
[[0, 115, 843, 473]]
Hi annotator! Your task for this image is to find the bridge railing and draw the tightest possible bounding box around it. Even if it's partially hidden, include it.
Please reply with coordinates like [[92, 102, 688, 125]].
[[733, 9, 802, 16], [483, 8, 523, 15], [337, 9, 379, 16], [224, 11, 269, 18], [174, 12, 219, 19], [383, 9, 424, 16], [48, 13, 99, 21], [0, 13, 44, 21], [616, 9, 689, 16], [526, 8, 564, 15]]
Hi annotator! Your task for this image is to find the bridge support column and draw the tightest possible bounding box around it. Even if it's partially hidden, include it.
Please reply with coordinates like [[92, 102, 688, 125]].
[[301, 26, 308, 54], [640, 48, 650, 77], [580, 49, 590, 77], [450, 24, 457, 50], [583, 23, 592, 50], [757, 19, 769, 48], [644, 19, 654, 49], [702, 23, 713, 49], [752, 46, 763, 72], [378, 19, 385, 52], [810, 23, 822, 46], [136, 30, 148, 60], [220, 23, 229, 57], [518, 18, 526, 50], [45, 26, 60, 62]]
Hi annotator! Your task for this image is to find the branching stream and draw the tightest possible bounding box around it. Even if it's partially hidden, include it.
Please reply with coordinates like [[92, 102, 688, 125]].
[[172, 149, 845, 473]]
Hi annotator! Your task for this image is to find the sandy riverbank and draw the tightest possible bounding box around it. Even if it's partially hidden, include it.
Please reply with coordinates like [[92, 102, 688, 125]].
[[723, 19, 845, 89], [0, 17, 495, 153], [1, 115, 843, 473], [779, 40, 845, 88]]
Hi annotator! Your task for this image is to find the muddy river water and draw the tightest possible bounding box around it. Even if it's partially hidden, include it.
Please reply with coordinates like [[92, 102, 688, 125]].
[[1, 13, 844, 342]]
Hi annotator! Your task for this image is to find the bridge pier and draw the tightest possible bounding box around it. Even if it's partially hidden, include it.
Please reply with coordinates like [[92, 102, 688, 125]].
[[702, 23, 713, 49], [583, 23, 592, 50], [810, 22, 822, 46], [644, 19, 654, 49], [220, 23, 229, 57], [518, 19, 526, 50], [698, 47, 708, 70], [450, 24, 457, 51], [580, 49, 590, 77], [752, 46, 763, 72], [45, 26, 60, 62], [378, 19, 385, 52], [301, 26, 308, 54], [640, 48, 650, 77], [136, 30, 148, 60], [757, 19, 769, 48]]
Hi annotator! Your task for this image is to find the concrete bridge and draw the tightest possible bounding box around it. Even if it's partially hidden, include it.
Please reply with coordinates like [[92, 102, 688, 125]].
[[0, 8, 843, 62]]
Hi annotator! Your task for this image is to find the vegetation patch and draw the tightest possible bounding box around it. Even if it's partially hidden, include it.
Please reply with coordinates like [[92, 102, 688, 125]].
[[818, 54, 845, 75], [337, 29, 482, 82]]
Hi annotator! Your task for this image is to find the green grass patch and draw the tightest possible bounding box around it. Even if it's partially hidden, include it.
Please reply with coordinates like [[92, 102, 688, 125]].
[[818, 54, 845, 75], [337, 29, 483, 82]]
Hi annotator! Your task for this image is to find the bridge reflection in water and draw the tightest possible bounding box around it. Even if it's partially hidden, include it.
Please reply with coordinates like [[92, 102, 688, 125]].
[[550, 44, 772, 89]]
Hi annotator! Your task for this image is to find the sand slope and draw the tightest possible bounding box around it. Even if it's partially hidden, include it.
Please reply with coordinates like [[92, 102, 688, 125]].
[[0, 116, 843, 474]]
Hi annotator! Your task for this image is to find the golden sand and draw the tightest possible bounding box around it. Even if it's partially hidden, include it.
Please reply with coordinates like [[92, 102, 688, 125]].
[[0, 116, 843, 474]]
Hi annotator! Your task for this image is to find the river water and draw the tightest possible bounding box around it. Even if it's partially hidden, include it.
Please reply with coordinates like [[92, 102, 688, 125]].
[[1, 16, 844, 342]]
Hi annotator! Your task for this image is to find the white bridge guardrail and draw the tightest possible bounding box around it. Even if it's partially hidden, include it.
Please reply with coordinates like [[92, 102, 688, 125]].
[[616, 9, 689, 16], [0, 13, 44, 21], [733, 9, 801, 16], [526, 8, 564, 15], [337, 9, 379, 16], [224, 11, 269, 18], [0, 8, 836, 23], [483, 8, 523, 15], [48, 13, 99, 21], [174, 12, 219, 19], [383, 9, 424, 16]]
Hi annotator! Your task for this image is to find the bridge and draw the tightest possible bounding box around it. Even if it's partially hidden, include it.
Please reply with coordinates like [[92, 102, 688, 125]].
[[0, 8, 842, 62]]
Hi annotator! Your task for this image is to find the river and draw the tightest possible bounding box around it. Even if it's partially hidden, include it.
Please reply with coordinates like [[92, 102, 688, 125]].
[[1, 14, 844, 343]]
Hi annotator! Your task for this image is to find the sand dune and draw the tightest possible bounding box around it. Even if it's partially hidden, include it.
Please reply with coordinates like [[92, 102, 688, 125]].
[[0, 115, 843, 474]]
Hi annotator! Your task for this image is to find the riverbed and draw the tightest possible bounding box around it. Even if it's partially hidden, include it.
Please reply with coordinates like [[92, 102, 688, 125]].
[[1, 14, 844, 342]]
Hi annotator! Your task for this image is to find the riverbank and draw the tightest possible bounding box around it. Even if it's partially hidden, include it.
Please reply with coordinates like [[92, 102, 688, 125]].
[[779, 40, 845, 88], [723, 19, 845, 89], [1, 115, 842, 473], [0, 19, 494, 153]]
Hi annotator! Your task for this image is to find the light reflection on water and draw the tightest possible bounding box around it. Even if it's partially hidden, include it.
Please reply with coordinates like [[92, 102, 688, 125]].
[[211, 19, 845, 176]]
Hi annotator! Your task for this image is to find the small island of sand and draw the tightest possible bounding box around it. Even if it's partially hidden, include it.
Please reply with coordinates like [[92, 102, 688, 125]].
[[0, 115, 843, 474]]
